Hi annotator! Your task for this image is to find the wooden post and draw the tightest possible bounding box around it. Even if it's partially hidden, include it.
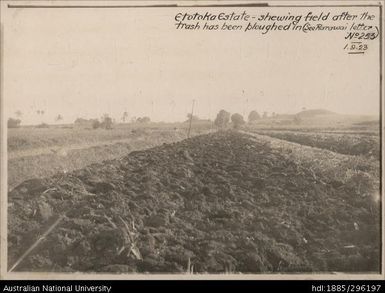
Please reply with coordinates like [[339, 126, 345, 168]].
[[187, 99, 195, 138]]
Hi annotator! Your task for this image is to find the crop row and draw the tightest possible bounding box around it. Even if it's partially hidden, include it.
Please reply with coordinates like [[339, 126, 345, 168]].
[[246, 130, 380, 159]]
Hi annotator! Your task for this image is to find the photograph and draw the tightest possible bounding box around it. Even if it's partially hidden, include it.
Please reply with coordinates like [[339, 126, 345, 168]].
[[0, 0, 383, 280]]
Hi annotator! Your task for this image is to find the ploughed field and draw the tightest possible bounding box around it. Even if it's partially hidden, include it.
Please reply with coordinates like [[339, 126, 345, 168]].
[[8, 131, 380, 273], [246, 129, 380, 159]]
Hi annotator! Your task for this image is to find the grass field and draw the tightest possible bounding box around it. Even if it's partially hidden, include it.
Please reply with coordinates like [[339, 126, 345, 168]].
[[8, 122, 213, 190], [8, 122, 213, 153]]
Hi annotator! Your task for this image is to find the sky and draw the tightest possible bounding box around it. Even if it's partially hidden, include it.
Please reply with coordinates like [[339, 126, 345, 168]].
[[2, 3, 381, 125]]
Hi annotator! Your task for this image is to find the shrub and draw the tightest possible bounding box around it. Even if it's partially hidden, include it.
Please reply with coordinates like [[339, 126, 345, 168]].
[[8, 118, 21, 128], [137, 117, 151, 123], [186, 114, 199, 123], [101, 116, 113, 129], [36, 123, 49, 128]]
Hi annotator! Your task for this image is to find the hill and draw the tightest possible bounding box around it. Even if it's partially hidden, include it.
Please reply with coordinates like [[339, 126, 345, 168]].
[[296, 109, 336, 118]]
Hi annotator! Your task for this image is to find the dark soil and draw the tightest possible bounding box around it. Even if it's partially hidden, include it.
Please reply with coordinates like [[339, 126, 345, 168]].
[[8, 131, 381, 273], [249, 130, 380, 159]]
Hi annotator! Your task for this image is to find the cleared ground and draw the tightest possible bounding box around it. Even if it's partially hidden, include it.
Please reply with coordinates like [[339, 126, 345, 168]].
[[8, 131, 380, 273]]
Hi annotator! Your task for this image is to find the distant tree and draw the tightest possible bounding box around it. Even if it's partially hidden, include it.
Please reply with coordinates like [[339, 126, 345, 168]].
[[15, 110, 22, 118], [92, 119, 101, 129], [55, 114, 63, 122], [248, 110, 260, 123], [186, 113, 199, 122], [74, 118, 88, 125], [36, 123, 49, 128], [122, 112, 129, 123], [262, 111, 268, 119], [137, 117, 151, 123], [214, 110, 231, 129], [231, 113, 245, 129], [101, 114, 113, 129], [8, 118, 21, 128]]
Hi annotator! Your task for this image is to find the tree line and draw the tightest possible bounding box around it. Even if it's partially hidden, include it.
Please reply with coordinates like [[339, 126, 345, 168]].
[[214, 110, 269, 129]]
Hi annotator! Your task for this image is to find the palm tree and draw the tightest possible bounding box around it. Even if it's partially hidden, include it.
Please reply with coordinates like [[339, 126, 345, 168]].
[[37, 109, 45, 116], [122, 111, 129, 123]]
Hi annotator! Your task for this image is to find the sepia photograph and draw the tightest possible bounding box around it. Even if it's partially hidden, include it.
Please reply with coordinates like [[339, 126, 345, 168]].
[[0, 0, 383, 279]]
